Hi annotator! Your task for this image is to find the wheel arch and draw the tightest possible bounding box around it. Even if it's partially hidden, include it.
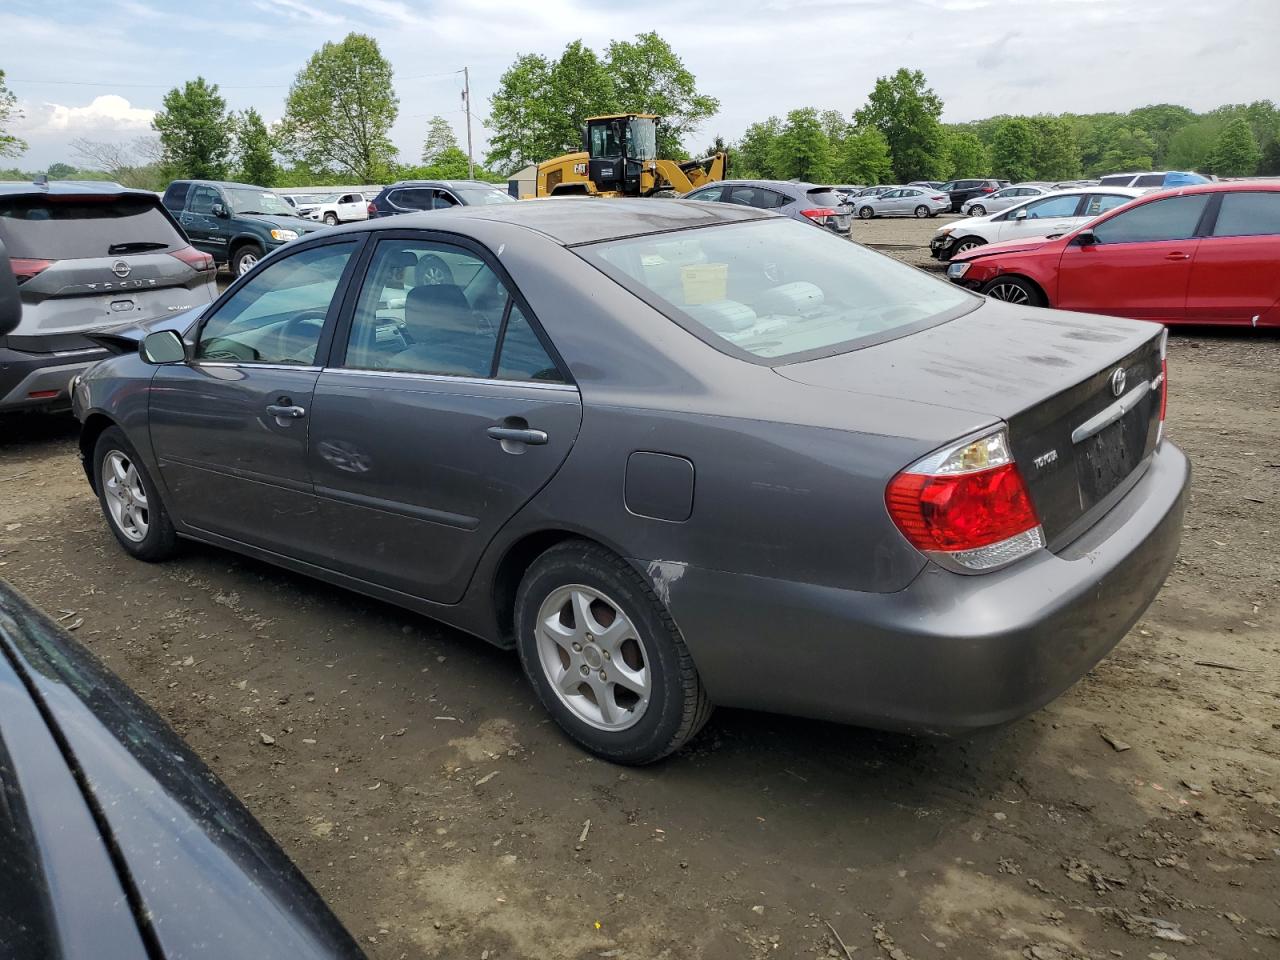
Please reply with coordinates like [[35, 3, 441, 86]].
[[79, 411, 118, 492], [984, 272, 1050, 306], [490, 529, 596, 647]]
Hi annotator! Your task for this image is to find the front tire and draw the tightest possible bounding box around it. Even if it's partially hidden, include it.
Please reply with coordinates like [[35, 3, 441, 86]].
[[515, 541, 712, 764], [94, 426, 178, 562], [969, 204, 987, 217], [230, 243, 263, 278], [982, 275, 1046, 307], [952, 236, 987, 257]]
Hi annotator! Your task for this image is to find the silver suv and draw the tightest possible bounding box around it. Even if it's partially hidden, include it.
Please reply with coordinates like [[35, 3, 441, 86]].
[[0, 180, 216, 412]]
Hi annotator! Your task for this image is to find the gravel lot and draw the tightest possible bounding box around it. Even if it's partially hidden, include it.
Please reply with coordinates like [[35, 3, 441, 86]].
[[3, 215, 1277, 960]]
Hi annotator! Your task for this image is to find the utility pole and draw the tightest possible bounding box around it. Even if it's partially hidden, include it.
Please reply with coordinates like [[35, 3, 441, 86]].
[[462, 67, 475, 179]]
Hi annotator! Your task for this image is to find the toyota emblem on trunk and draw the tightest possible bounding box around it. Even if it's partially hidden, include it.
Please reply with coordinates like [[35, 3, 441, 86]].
[[1110, 367, 1127, 397], [111, 260, 131, 278]]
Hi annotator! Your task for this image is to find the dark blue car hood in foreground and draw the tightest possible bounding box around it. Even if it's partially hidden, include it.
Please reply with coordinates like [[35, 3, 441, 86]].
[[0, 580, 366, 960]]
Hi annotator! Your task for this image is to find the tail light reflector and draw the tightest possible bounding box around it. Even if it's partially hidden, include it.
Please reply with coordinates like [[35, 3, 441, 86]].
[[885, 429, 1044, 572], [1157, 329, 1168, 443], [168, 245, 215, 273], [11, 258, 55, 284], [801, 207, 838, 225], [367, 201, 378, 216]]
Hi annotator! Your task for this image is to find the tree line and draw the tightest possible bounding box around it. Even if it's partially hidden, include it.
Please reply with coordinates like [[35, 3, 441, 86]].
[[3, 44, 1279, 191]]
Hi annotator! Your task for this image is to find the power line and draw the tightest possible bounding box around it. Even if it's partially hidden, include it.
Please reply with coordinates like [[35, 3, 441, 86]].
[[7, 68, 466, 90]]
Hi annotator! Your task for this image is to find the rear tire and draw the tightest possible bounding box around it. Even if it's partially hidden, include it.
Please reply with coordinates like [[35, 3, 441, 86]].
[[982, 275, 1046, 307], [858, 206, 875, 220], [94, 426, 178, 562], [914, 205, 929, 218], [514, 541, 712, 765], [323, 213, 338, 226]]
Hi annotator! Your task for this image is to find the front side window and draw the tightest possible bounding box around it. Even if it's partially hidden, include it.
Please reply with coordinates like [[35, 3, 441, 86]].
[[1211, 192, 1280, 238], [344, 239, 509, 378], [1091, 194, 1210, 244], [1020, 195, 1082, 219], [432, 190, 459, 209], [627, 118, 658, 161], [188, 186, 219, 215], [589, 121, 625, 159], [196, 242, 355, 364], [579, 218, 974, 362]]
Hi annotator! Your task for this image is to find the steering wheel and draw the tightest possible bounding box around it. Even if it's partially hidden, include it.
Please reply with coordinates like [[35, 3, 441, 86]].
[[277, 310, 328, 360]]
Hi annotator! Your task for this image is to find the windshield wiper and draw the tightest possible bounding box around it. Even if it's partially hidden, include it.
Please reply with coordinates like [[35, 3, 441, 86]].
[[108, 241, 169, 254]]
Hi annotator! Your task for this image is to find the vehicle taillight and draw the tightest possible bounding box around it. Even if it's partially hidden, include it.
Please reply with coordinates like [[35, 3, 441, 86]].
[[801, 207, 837, 225], [885, 428, 1044, 572], [932, 195, 947, 201], [10, 258, 55, 284], [168, 245, 215, 273], [367, 201, 378, 216], [980, 185, 995, 192]]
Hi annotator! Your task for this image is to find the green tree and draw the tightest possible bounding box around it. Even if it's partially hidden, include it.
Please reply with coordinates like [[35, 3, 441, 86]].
[[768, 108, 834, 182], [1096, 126, 1157, 175], [151, 77, 232, 179], [700, 135, 728, 157], [943, 131, 990, 178], [0, 70, 25, 159], [733, 117, 782, 179], [277, 33, 399, 182], [46, 161, 76, 179], [604, 32, 718, 157], [854, 68, 948, 182], [1029, 116, 1081, 179], [421, 115, 459, 165], [1125, 104, 1196, 164], [836, 127, 894, 184], [234, 108, 276, 186], [1165, 118, 1221, 171], [1259, 136, 1280, 176], [990, 117, 1038, 182], [819, 109, 849, 146], [1206, 117, 1262, 176]]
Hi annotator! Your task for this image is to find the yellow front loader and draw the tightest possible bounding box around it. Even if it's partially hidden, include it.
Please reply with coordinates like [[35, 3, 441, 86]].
[[534, 114, 728, 198]]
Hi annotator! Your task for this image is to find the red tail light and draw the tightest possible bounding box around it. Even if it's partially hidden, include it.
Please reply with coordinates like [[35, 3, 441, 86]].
[[168, 245, 215, 273], [801, 207, 838, 221], [10, 258, 55, 284], [980, 185, 995, 192], [932, 195, 947, 201], [886, 429, 1043, 572], [367, 201, 378, 216]]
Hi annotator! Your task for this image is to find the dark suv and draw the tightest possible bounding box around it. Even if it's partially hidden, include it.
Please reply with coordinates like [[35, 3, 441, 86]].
[[939, 178, 1004, 213], [368, 179, 515, 218], [0, 180, 216, 413], [162, 180, 321, 277]]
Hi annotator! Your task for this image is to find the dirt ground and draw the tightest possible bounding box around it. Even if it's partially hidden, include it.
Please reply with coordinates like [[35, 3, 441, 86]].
[[2, 217, 1277, 960]]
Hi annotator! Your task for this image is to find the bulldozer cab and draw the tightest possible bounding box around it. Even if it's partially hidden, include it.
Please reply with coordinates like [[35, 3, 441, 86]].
[[583, 115, 658, 197]]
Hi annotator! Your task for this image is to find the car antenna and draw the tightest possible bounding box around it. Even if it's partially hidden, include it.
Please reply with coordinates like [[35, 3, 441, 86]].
[[33, 174, 48, 186]]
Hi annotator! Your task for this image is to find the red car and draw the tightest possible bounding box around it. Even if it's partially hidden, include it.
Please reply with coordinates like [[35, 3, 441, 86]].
[[945, 182, 1280, 327]]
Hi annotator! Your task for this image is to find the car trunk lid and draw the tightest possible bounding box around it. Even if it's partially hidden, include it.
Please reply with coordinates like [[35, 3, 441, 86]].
[[776, 301, 1166, 548]]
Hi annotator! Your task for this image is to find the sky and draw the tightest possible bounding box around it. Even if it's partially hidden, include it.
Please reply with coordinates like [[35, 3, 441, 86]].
[[3, 0, 1278, 172]]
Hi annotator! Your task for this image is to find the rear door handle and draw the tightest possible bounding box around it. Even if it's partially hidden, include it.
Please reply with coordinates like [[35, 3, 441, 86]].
[[266, 403, 306, 419], [1165, 252, 1191, 261], [487, 426, 548, 445]]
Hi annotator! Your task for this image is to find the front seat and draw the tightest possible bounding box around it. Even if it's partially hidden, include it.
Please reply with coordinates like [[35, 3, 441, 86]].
[[393, 284, 493, 377]]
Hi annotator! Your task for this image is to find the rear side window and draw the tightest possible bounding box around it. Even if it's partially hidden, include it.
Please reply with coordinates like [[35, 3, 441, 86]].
[[1134, 174, 1165, 187], [728, 187, 787, 210], [164, 182, 190, 212], [1211, 192, 1280, 238], [1092, 195, 1210, 244], [0, 194, 184, 259], [1099, 175, 1133, 187], [390, 188, 432, 211], [1081, 193, 1133, 217]]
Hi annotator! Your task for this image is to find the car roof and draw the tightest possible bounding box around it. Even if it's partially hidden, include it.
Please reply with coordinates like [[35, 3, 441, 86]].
[[169, 179, 273, 189], [386, 179, 503, 189], [349, 197, 772, 245], [0, 179, 156, 198]]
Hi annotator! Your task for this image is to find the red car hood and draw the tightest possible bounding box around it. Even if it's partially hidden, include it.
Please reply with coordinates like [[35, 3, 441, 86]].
[[953, 235, 1055, 261]]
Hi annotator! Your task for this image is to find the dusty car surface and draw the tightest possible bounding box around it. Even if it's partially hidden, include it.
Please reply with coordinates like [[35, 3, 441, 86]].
[[72, 199, 1189, 763]]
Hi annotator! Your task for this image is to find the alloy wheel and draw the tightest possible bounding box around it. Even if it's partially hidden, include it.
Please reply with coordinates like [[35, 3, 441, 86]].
[[970, 205, 986, 216], [420, 264, 449, 284], [955, 239, 982, 254], [102, 450, 149, 543], [986, 281, 1031, 304], [237, 252, 258, 276], [535, 584, 651, 731]]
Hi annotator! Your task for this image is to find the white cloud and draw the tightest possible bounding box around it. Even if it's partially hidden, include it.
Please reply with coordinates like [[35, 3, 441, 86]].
[[19, 95, 156, 135]]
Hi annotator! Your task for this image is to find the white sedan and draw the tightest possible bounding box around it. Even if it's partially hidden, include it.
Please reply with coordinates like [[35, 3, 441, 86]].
[[930, 187, 1145, 261], [853, 186, 951, 219]]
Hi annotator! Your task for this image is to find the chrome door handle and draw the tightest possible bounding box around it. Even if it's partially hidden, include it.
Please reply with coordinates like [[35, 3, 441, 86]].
[[1165, 252, 1191, 261], [266, 403, 306, 419], [487, 426, 548, 445]]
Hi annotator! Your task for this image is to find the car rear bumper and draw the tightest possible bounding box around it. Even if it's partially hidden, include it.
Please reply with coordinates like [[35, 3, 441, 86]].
[[651, 441, 1189, 735], [0, 345, 109, 412]]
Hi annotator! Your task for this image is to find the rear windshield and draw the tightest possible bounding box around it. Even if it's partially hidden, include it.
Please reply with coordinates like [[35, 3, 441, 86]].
[[578, 218, 975, 363], [0, 194, 183, 259], [455, 186, 515, 205], [806, 189, 848, 207]]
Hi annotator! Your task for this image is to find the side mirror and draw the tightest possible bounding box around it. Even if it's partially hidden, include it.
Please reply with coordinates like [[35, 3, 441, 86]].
[[1013, 208, 1028, 220], [0, 239, 21, 337], [1074, 231, 1098, 247], [140, 329, 188, 364], [212, 202, 229, 219]]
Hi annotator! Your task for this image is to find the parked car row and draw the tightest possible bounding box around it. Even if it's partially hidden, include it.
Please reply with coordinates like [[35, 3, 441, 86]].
[[945, 181, 1280, 327], [682, 179, 855, 234]]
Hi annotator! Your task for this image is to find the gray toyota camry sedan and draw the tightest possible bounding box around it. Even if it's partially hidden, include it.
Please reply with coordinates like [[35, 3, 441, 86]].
[[72, 199, 1189, 764]]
